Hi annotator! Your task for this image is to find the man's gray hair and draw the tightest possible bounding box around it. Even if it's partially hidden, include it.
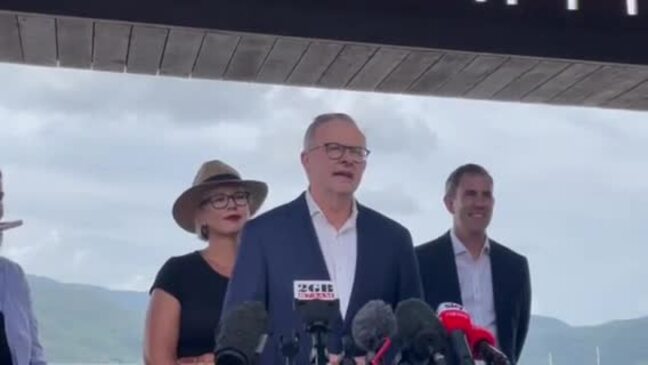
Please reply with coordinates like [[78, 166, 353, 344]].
[[303, 113, 358, 151]]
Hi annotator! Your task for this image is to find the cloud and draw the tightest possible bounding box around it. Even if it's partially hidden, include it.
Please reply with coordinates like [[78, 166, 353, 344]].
[[358, 186, 423, 216], [2, 63, 648, 327], [0, 64, 273, 125]]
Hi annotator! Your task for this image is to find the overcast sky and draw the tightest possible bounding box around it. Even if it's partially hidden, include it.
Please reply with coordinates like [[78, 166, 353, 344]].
[[1, 63, 647, 326]]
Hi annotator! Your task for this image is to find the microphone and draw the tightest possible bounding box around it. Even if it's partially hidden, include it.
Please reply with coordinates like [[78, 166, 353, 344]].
[[351, 300, 397, 365], [215, 301, 269, 365], [293, 280, 340, 365], [279, 332, 300, 365], [437, 303, 475, 365], [467, 326, 510, 365], [341, 336, 358, 365], [394, 298, 449, 365]]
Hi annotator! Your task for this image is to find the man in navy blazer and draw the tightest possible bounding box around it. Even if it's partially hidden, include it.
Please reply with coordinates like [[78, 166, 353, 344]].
[[223, 113, 422, 364], [416, 164, 531, 364]]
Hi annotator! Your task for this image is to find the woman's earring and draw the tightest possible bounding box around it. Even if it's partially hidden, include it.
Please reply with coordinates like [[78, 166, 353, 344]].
[[200, 225, 209, 240]]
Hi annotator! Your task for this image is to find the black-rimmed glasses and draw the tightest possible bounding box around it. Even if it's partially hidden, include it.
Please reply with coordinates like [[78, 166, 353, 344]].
[[201, 191, 250, 209], [309, 142, 370, 162]]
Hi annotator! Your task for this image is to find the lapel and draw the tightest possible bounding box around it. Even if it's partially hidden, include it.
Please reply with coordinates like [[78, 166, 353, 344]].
[[289, 193, 331, 280], [439, 232, 463, 306], [343, 204, 369, 327], [489, 242, 509, 345]]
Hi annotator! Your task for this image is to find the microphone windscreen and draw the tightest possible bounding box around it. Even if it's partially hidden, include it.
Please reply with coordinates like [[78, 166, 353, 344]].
[[395, 299, 443, 344], [395, 298, 450, 359], [352, 299, 397, 352], [215, 301, 268, 364]]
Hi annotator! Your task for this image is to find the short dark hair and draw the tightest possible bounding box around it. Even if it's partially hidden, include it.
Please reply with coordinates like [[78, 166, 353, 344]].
[[445, 163, 493, 198]]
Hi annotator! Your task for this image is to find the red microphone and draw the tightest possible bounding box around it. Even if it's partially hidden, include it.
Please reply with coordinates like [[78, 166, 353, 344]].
[[467, 326, 510, 365], [370, 337, 392, 365], [437, 303, 475, 365], [351, 300, 396, 365], [437, 303, 472, 332]]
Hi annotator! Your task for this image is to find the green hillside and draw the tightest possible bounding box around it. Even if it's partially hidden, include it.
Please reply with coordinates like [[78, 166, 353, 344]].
[[28, 275, 145, 363], [25, 275, 648, 364]]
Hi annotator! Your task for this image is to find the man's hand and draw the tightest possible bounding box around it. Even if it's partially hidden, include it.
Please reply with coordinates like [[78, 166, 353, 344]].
[[328, 353, 342, 365]]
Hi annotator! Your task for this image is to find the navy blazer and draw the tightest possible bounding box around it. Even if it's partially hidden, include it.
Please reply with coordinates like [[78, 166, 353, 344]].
[[223, 193, 423, 364], [416, 232, 531, 364]]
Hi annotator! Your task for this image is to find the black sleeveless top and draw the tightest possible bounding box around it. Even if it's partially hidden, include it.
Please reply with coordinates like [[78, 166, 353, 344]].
[[150, 251, 230, 358], [0, 312, 13, 364]]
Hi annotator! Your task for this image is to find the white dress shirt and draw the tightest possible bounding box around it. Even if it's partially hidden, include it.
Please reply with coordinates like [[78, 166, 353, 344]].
[[305, 190, 358, 319], [450, 229, 498, 341]]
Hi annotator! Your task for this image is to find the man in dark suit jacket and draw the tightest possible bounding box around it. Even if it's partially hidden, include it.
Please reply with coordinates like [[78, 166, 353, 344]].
[[223, 113, 422, 364], [416, 164, 531, 364]]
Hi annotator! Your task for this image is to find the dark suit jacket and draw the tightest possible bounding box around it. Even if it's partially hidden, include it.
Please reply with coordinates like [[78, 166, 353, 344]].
[[416, 232, 531, 364], [223, 193, 423, 364]]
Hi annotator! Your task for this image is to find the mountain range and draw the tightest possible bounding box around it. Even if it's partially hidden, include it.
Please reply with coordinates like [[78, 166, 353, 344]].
[[25, 275, 648, 364]]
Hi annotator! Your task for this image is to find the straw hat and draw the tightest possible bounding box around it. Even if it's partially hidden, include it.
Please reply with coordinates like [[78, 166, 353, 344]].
[[172, 160, 268, 233]]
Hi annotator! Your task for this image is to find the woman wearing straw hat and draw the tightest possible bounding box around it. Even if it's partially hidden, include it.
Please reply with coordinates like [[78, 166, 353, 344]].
[[144, 160, 268, 365], [0, 169, 47, 365]]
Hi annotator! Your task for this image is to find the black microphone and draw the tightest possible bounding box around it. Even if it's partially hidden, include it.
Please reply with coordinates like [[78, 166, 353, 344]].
[[293, 280, 340, 365], [279, 332, 300, 365], [215, 301, 269, 365], [394, 299, 450, 365], [351, 300, 397, 364]]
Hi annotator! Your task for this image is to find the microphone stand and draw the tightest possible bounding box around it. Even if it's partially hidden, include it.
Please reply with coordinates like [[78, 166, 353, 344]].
[[280, 332, 300, 365], [307, 321, 329, 365]]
